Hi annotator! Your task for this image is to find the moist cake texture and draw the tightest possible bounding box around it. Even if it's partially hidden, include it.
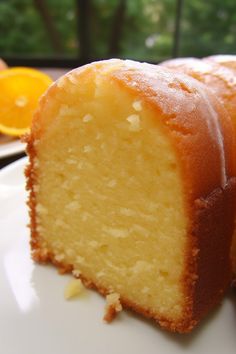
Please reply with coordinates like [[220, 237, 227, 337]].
[[25, 59, 236, 333]]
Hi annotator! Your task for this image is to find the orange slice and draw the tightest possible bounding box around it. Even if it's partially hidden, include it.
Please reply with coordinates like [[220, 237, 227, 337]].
[[0, 67, 53, 136]]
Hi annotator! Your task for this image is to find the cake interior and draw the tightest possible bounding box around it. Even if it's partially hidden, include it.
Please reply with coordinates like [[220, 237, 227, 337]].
[[33, 68, 188, 323]]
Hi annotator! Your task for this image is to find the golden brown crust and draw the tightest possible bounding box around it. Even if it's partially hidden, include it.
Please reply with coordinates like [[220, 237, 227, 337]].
[[231, 230, 236, 279], [160, 57, 236, 128], [23, 133, 38, 251], [161, 58, 236, 281], [189, 179, 236, 320], [103, 294, 122, 323], [25, 60, 236, 333], [103, 306, 118, 323]]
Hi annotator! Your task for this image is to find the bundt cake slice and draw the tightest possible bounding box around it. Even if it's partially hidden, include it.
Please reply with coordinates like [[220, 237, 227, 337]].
[[161, 57, 236, 281], [204, 55, 236, 280], [25, 60, 236, 333]]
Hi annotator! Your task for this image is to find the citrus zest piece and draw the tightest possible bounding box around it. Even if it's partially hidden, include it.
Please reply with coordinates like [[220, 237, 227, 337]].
[[0, 67, 53, 136]]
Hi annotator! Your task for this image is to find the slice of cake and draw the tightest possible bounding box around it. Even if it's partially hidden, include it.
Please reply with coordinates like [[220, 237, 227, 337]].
[[25, 59, 236, 333], [161, 57, 236, 281], [204, 55, 236, 280]]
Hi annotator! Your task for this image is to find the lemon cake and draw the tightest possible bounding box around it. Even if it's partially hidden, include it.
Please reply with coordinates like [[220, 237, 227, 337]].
[[25, 59, 236, 333], [204, 54, 236, 282], [161, 57, 236, 280]]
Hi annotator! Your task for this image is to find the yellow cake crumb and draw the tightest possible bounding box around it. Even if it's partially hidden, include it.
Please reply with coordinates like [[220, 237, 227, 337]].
[[107, 179, 117, 188], [72, 269, 81, 278], [132, 100, 142, 111], [103, 292, 123, 322], [64, 278, 84, 299], [83, 145, 93, 153], [82, 113, 93, 122], [126, 114, 141, 132]]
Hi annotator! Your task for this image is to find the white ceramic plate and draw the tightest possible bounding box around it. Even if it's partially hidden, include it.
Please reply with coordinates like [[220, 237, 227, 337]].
[[0, 135, 25, 159], [0, 157, 235, 354]]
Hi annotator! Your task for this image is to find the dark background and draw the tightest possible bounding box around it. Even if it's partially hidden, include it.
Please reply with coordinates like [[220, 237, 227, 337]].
[[1, 0, 236, 67]]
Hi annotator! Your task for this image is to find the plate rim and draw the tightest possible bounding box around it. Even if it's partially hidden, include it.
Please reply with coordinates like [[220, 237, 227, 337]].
[[0, 156, 27, 180], [0, 138, 26, 159]]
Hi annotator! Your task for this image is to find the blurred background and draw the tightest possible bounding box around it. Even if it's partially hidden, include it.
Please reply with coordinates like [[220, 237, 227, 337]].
[[1, 0, 236, 68]]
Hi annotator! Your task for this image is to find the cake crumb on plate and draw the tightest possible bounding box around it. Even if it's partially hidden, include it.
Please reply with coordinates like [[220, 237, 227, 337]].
[[64, 278, 84, 300], [103, 293, 123, 323]]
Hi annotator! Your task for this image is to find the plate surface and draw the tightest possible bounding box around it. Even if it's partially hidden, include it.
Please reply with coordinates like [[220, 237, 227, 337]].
[[0, 135, 25, 159], [0, 157, 236, 354]]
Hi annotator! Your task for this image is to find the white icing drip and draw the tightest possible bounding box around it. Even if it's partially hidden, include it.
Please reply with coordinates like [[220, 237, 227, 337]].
[[198, 87, 227, 187]]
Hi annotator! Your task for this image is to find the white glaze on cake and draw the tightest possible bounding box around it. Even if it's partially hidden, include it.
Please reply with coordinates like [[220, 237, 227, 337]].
[[197, 86, 227, 187]]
